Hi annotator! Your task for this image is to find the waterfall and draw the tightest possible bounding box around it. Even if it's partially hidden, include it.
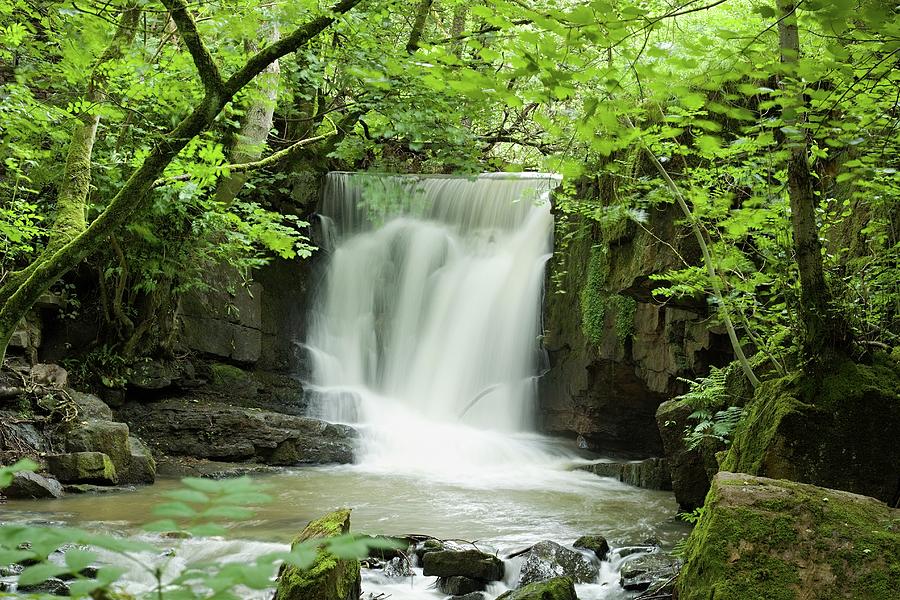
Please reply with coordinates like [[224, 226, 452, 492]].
[[306, 172, 567, 483]]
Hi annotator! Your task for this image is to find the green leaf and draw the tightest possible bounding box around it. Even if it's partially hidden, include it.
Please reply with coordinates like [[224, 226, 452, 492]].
[[18, 563, 69, 586], [153, 502, 199, 519], [163, 489, 211, 504], [64, 548, 96, 573]]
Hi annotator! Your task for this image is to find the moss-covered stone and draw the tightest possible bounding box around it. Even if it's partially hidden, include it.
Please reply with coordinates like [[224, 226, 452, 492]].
[[721, 358, 900, 503], [496, 576, 577, 600], [47, 451, 118, 484], [274, 508, 360, 600], [678, 472, 900, 600]]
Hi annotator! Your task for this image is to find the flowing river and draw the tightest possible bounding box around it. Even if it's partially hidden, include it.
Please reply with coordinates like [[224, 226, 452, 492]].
[[3, 173, 688, 598]]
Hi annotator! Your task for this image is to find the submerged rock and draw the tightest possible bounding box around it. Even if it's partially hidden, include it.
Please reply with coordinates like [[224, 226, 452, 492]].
[[677, 472, 900, 600], [572, 535, 609, 561], [579, 457, 672, 490], [496, 576, 577, 600], [275, 508, 360, 600], [517, 540, 598, 586], [382, 557, 412, 578], [438, 574, 484, 595], [422, 549, 503, 582], [19, 576, 70, 596], [619, 552, 680, 591], [3, 471, 64, 499]]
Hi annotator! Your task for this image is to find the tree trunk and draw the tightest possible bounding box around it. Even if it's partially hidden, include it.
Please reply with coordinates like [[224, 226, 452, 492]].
[[406, 0, 434, 53], [776, 0, 849, 362]]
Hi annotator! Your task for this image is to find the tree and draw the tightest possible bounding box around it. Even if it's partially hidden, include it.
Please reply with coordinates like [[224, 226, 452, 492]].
[[0, 0, 364, 363]]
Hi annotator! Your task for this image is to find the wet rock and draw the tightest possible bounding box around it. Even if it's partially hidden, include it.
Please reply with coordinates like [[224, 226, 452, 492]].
[[438, 575, 484, 595], [154, 457, 279, 479], [117, 398, 356, 465], [3, 471, 64, 499], [30, 363, 67, 387], [363, 535, 411, 561], [65, 420, 130, 471], [616, 546, 655, 559], [69, 391, 113, 421], [47, 452, 118, 485], [579, 457, 672, 491], [0, 385, 23, 400], [656, 399, 722, 511], [517, 541, 598, 586], [122, 435, 156, 484], [619, 552, 680, 591], [496, 576, 577, 600], [19, 576, 70, 596], [678, 472, 900, 600], [422, 549, 503, 582], [275, 508, 360, 600], [383, 557, 413, 578], [572, 535, 609, 561], [453, 593, 486, 600], [62, 483, 134, 494], [414, 538, 446, 563]]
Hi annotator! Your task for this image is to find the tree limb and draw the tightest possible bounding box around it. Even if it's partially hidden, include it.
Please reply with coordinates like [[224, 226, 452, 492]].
[[160, 0, 225, 95]]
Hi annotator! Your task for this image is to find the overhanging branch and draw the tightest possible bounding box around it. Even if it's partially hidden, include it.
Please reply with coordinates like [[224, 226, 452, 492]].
[[161, 0, 225, 95]]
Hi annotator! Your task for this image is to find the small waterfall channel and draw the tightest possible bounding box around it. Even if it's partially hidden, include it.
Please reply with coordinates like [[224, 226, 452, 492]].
[[305, 172, 565, 484]]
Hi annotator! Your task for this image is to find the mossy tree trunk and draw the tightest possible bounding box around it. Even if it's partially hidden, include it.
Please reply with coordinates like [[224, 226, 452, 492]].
[[776, 1, 850, 363], [0, 0, 364, 364], [406, 0, 434, 53]]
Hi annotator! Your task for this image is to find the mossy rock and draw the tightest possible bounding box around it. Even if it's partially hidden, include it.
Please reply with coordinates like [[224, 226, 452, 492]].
[[677, 472, 900, 600], [47, 452, 118, 485], [496, 576, 577, 600], [721, 358, 900, 504], [274, 508, 360, 600]]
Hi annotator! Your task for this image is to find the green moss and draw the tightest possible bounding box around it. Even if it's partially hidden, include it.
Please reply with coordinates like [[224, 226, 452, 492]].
[[276, 509, 360, 600], [210, 362, 249, 385], [579, 245, 609, 344], [496, 576, 577, 600], [610, 294, 637, 342], [678, 474, 900, 600]]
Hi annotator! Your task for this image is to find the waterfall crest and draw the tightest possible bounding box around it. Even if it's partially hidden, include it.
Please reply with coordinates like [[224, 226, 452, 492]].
[[306, 172, 565, 482]]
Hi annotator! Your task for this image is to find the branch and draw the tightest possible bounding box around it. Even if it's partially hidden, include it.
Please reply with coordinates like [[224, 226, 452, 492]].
[[152, 126, 337, 188], [160, 0, 225, 94], [224, 0, 364, 97]]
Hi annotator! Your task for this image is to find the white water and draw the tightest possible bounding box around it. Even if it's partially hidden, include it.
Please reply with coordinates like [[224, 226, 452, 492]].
[[307, 172, 566, 485]]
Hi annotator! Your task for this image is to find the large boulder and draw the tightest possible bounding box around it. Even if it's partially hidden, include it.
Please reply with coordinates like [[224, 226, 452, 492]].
[[3, 471, 64, 499], [721, 358, 900, 504], [517, 541, 598, 586], [117, 398, 355, 465], [122, 435, 156, 483], [47, 452, 117, 485], [572, 535, 609, 561], [65, 420, 130, 471], [422, 549, 503, 582], [274, 509, 360, 600], [496, 576, 577, 600], [678, 472, 900, 600]]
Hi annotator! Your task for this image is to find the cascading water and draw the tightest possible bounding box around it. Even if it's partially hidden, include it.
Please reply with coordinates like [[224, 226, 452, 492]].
[[305, 172, 571, 484]]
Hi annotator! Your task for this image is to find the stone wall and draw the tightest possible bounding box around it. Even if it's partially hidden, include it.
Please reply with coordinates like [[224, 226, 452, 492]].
[[539, 183, 732, 456]]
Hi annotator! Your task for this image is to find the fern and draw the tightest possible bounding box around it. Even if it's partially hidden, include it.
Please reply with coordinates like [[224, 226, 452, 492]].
[[675, 365, 729, 410], [678, 367, 744, 450]]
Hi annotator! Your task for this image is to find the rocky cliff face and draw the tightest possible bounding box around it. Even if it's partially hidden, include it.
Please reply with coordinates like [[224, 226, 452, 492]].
[[539, 182, 732, 456]]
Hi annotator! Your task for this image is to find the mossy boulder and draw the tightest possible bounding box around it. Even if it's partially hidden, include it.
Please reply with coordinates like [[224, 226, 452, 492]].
[[422, 549, 503, 581], [677, 472, 900, 600], [573, 535, 609, 561], [65, 420, 129, 472], [496, 576, 577, 600], [721, 358, 900, 504], [47, 452, 118, 484], [518, 540, 598, 586], [274, 508, 360, 600]]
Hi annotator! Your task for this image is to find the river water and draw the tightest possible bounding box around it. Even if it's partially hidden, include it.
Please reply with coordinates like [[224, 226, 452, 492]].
[[3, 173, 688, 598]]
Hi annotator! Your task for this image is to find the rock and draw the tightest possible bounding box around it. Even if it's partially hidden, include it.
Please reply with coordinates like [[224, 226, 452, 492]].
[[30, 363, 67, 387], [679, 472, 900, 600], [122, 435, 156, 484], [126, 360, 202, 392], [274, 509, 360, 600], [616, 546, 654, 559], [496, 576, 577, 600], [47, 452, 118, 485], [382, 557, 412, 578], [579, 457, 672, 490], [19, 576, 70, 596], [721, 358, 900, 504], [3, 471, 64, 499], [438, 575, 484, 595], [65, 420, 130, 472], [572, 535, 609, 561], [414, 538, 446, 563], [422, 549, 503, 582], [62, 483, 134, 494], [0, 385, 23, 400], [619, 552, 680, 591], [154, 457, 278, 479], [453, 593, 486, 600], [208, 363, 261, 396], [517, 541, 598, 586], [117, 398, 356, 465], [362, 535, 411, 561], [70, 391, 113, 421]]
